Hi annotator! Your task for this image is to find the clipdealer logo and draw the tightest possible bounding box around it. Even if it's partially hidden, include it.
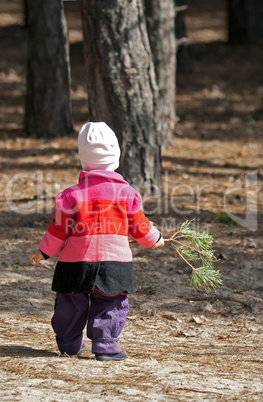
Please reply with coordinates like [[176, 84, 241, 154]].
[[5, 169, 259, 232]]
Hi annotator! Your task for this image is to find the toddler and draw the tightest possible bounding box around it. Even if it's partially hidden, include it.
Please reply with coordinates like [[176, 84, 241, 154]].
[[30, 122, 164, 361]]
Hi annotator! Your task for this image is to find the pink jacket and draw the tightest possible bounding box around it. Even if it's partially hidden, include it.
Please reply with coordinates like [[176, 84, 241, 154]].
[[39, 170, 160, 263]]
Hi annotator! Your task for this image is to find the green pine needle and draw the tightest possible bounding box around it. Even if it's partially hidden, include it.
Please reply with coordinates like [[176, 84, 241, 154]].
[[190, 267, 223, 292], [169, 220, 222, 292]]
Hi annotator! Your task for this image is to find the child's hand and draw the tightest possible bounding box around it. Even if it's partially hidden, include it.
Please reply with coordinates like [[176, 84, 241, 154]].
[[151, 236, 165, 249], [30, 250, 44, 266]]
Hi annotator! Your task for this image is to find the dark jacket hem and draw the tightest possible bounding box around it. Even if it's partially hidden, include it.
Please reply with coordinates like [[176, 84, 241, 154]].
[[51, 261, 135, 296]]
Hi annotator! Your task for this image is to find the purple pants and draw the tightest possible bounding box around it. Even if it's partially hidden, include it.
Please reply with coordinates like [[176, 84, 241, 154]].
[[51, 289, 129, 355]]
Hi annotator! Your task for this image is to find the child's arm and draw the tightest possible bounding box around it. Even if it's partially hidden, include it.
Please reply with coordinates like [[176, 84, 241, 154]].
[[30, 191, 76, 262], [40, 195, 75, 257], [128, 191, 162, 248]]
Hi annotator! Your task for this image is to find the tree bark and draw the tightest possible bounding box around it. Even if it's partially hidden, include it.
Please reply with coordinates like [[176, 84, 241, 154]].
[[144, 0, 176, 146], [228, 0, 263, 42], [26, 0, 74, 137], [81, 0, 162, 191]]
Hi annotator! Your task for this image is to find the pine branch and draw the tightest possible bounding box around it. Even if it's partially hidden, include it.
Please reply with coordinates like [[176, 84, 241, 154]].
[[130, 220, 222, 292], [168, 220, 222, 292], [169, 238, 211, 260]]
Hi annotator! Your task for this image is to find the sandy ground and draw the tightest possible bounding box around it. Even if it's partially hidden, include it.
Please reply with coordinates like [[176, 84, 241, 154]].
[[0, 0, 263, 400]]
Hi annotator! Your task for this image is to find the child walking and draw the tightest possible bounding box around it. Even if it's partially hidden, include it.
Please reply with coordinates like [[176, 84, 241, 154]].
[[30, 122, 164, 361]]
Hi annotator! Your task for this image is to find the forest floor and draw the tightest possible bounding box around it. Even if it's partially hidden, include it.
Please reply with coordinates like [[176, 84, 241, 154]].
[[0, 0, 263, 401]]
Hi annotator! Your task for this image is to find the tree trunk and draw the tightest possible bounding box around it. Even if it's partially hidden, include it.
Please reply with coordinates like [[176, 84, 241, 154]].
[[144, 0, 176, 146], [81, 0, 162, 191], [24, 0, 28, 28], [175, 0, 192, 74], [26, 0, 74, 137], [228, 0, 263, 42]]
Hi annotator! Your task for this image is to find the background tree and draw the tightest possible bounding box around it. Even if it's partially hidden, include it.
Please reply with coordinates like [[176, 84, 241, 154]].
[[23, 0, 28, 28], [26, 0, 74, 137], [228, 0, 263, 42], [174, 0, 192, 74], [81, 0, 162, 190], [144, 0, 176, 146]]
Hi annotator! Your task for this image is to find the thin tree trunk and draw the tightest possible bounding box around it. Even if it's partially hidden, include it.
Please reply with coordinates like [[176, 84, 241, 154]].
[[175, 0, 192, 74], [81, 0, 162, 191], [145, 0, 176, 146], [26, 0, 74, 137], [228, 0, 263, 42], [24, 0, 28, 28]]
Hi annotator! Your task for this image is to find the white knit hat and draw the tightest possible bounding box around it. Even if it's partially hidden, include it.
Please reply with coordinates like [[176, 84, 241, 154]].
[[78, 122, 121, 171]]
